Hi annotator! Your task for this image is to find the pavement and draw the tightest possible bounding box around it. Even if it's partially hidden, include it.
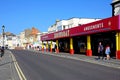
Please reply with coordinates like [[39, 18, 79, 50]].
[[0, 50, 20, 80], [0, 49, 120, 80]]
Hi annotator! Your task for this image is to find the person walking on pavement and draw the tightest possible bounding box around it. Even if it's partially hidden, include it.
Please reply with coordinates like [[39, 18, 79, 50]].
[[98, 42, 104, 60], [0, 47, 5, 60], [105, 44, 111, 60], [54, 44, 57, 53]]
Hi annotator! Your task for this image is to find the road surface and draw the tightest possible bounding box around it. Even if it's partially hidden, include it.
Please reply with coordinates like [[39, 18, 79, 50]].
[[11, 50, 120, 80]]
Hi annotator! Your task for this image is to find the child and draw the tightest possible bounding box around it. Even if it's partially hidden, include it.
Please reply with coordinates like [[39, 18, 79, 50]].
[[105, 45, 111, 60]]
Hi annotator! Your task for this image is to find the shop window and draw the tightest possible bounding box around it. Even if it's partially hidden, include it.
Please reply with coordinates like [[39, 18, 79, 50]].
[[78, 42, 86, 53], [64, 42, 69, 52]]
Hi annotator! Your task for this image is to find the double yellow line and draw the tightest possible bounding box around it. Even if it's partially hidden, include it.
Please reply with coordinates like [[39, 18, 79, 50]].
[[11, 52, 27, 80]]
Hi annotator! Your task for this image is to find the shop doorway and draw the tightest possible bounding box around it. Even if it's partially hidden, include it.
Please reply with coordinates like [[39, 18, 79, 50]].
[[91, 32, 116, 58], [58, 38, 70, 53], [73, 36, 87, 55]]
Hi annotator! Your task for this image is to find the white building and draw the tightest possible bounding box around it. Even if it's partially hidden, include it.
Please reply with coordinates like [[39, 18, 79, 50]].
[[111, 0, 120, 16], [19, 31, 26, 48], [48, 18, 101, 32], [6, 35, 20, 49], [48, 20, 60, 33]]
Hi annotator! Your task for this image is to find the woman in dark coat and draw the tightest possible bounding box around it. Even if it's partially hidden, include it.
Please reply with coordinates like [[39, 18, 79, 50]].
[[0, 47, 4, 58]]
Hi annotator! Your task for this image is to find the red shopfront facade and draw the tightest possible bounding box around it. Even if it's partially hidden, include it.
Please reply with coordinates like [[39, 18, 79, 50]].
[[41, 15, 120, 59]]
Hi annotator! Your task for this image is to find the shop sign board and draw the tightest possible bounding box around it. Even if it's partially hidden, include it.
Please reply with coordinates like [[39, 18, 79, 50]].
[[70, 15, 119, 36], [41, 15, 119, 41]]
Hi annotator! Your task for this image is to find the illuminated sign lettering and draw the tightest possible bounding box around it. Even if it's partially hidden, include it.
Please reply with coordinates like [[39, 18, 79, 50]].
[[54, 30, 69, 38], [84, 23, 104, 31], [42, 36, 48, 39]]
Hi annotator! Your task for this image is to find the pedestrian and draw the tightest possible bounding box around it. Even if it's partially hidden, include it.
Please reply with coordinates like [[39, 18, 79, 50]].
[[105, 45, 111, 60], [44, 45, 46, 52], [0, 47, 4, 60], [98, 42, 104, 60], [54, 44, 57, 53]]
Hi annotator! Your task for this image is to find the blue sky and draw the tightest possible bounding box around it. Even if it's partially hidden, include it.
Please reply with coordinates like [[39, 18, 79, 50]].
[[0, 0, 112, 34]]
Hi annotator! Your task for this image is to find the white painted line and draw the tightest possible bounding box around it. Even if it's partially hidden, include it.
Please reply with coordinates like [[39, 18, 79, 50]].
[[11, 53, 22, 80], [10, 52, 27, 80]]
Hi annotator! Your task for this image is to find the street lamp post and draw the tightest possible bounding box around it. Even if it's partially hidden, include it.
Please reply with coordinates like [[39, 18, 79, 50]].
[[2, 25, 5, 48]]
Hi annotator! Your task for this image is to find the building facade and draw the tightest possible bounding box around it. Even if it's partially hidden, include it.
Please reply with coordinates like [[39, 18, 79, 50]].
[[0, 32, 20, 49], [111, 0, 120, 16], [41, 15, 120, 59], [40, 0, 120, 60], [48, 18, 101, 33]]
